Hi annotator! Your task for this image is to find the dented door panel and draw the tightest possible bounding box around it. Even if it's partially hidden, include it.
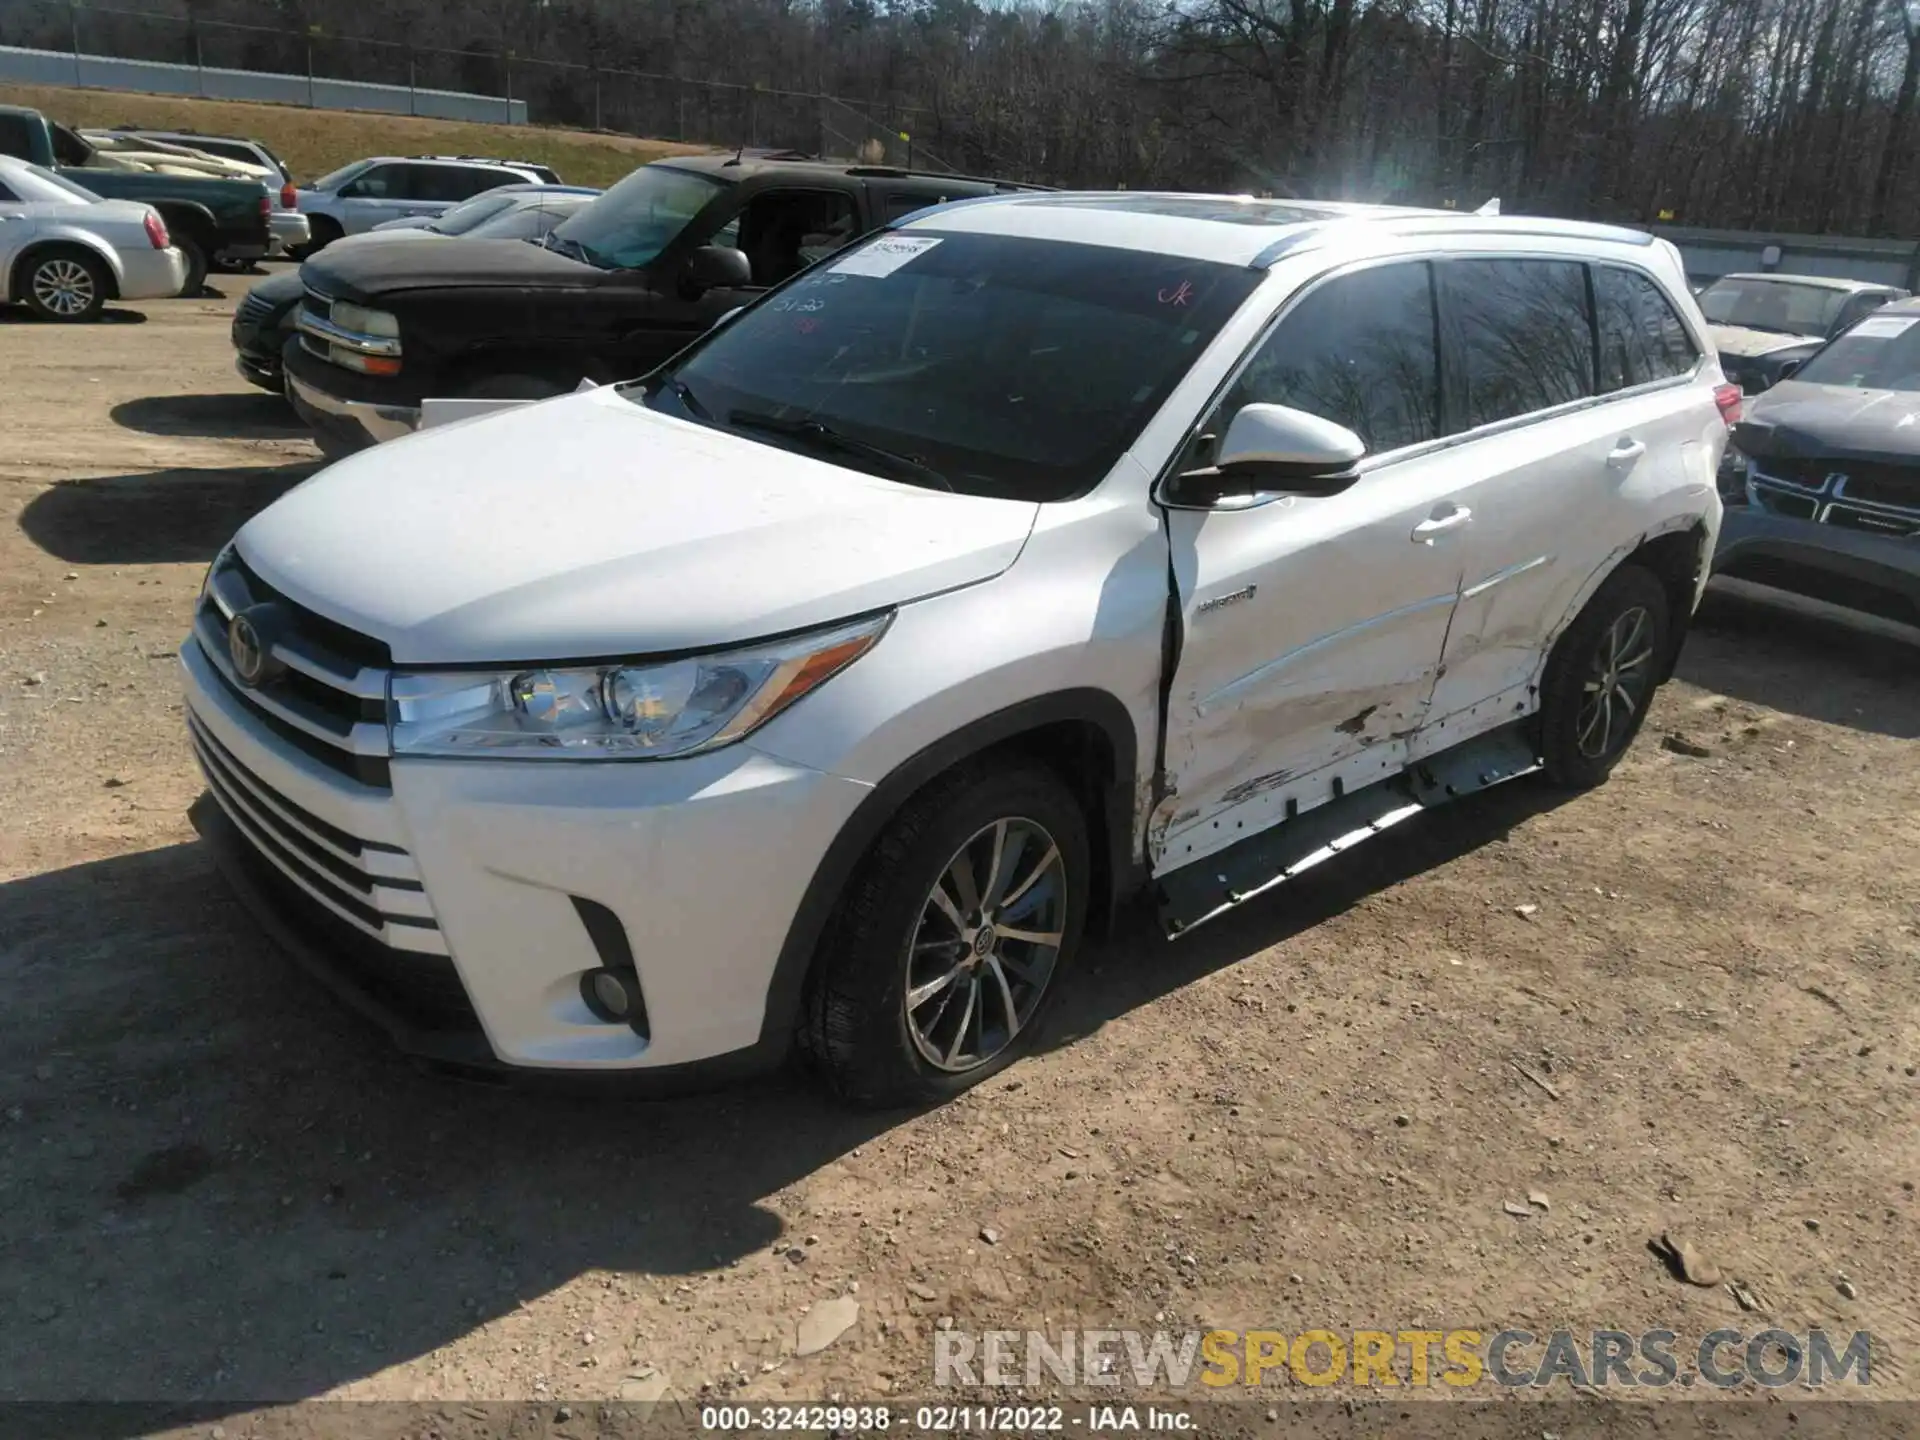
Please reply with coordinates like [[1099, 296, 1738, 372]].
[[1152, 469, 1464, 872]]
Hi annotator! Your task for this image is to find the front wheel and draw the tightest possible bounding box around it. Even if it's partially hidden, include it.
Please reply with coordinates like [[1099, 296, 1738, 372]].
[[1535, 564, 1671, 790], [802, 762, 1090, 1108]]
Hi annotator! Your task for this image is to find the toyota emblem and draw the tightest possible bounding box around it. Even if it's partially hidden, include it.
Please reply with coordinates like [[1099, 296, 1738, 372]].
[[227, 604, 288, 688]]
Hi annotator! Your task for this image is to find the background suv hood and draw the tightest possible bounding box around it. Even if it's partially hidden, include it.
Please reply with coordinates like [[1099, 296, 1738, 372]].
[[302, 237, 598, 301], [1738, 381, 1920, 461], [236, 387, 1040, 664], [1710, 322, 1822, 360]]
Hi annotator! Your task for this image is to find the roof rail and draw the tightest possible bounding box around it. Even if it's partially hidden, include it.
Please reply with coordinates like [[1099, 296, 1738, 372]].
[[1248, 212, 1655, 269]]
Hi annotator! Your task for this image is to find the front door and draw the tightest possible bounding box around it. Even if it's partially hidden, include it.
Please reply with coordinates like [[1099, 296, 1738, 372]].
[[1154, 260, 1466, 874], [333, 163, 415, 233]]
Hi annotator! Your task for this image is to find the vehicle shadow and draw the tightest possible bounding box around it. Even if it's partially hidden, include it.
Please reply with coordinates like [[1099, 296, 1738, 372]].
[[110, 393, 307, 441], [16, 461, 318, 566], [1682, 578, 1920, 739], [0, 778, 1561, 1418], [0, 307, 149, 325]]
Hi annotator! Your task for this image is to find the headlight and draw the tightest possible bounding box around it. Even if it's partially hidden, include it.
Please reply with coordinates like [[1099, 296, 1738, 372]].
[[388, 613, 891, 760], [329, 300, 400, 338]]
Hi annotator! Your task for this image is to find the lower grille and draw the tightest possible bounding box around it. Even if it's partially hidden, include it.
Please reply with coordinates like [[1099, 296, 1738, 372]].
[[189, 713, 441, 954]]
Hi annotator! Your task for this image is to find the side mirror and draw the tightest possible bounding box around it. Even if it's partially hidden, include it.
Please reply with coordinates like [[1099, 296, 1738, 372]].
[[1774, 359, 1802, 381], [1168, 403, 1366, 506], [684, 245, 752, 295]]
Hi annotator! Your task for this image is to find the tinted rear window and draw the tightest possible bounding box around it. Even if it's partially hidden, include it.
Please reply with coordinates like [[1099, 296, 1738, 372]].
[[1794, 312, 1920, 392], [1440, 258, 1595, 430], [1594, 267, 1699, 389]]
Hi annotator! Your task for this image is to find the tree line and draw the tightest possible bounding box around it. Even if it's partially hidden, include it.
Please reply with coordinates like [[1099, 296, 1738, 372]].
[[11, 0, 1920, 237]]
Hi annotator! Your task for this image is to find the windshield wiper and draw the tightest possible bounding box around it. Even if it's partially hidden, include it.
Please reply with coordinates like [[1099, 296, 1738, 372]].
[[727, 410, 952, 491], [542, 233, 599, 267], [655, 375, 712, 421]]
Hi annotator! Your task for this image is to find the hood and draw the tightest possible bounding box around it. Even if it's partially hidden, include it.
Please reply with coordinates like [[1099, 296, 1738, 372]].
[[1736, 382, 1920, 462], [1709, 322, 1823, 360], [235, 387, 1040, 664], [302, 236, 598, 301]]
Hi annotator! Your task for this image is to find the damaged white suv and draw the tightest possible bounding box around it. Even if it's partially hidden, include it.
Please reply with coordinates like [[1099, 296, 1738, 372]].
[[183, 194, 1730, 1106]]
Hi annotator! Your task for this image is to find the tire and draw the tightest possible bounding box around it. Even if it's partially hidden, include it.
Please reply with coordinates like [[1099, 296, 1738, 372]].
[[293, 217, 342, 261], [20, 247, 110, 322], [1535, 564, 1671, 790], [801, 761, 1091, 1108], [174, 233, 209, 298]]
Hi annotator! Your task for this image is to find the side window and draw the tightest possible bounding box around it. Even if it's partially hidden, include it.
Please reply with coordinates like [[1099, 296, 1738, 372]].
[[0, 113, 35, 159], [735, 190, 860, 286], [340, 163, 402, 199], [407, 166, 500, 202], [1837, 292, 1891, 333], [1439, 258, 1594, 432], [1215, 261, 1439, 455], [0, 180, 19, 203], [1594, 266, 1700, 390]]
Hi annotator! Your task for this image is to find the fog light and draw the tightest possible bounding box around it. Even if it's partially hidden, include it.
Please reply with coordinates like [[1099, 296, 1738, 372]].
[[581, 968, 638, 1023]]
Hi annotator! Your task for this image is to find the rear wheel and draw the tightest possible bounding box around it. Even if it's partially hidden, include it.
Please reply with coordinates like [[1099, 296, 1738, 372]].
[[174, 233, 209, 298], [801, 762, 1089, 1108], [292, 216, 342, 261], [1535, 564, 1671, 790], [21, 247, 108, 322]]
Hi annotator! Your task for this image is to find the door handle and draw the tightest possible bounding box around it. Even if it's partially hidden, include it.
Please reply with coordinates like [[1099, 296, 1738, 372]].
[[1607, 438, 1647, 470], [1411, 504, 1472, 543]]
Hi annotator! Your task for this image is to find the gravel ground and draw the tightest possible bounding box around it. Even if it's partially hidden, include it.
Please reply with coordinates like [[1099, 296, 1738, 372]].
[[2, 275, 1919, 1429]]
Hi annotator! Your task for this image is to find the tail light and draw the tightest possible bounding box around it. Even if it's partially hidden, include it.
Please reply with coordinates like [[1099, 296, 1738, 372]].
[[142, 211, 169, 250], [279, 182, 297, 209], [1713, 383, 1742, 427], [258, 194, 272, 218]]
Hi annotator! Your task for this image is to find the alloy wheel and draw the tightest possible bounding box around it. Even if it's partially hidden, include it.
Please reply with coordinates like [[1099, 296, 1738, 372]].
[[1575, 605, 1655, 759], [904, 816, 1068, 1074], [31, 258, 95, 317]]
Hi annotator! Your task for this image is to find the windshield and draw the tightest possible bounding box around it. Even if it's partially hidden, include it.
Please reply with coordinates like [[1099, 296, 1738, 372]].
[[1699, 278, 1850, 336], [15, 161, 100, 203], [432, 190, 522, 235], [475, 200, 587, 240], [1792, 312, 1920, 392], [635, 230, 1264, 502], [548, 164, 722, 269], [310, 159, 372, 192]]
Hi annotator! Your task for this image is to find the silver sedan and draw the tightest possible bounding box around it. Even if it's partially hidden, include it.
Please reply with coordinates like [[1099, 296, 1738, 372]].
[[0, 154, 188, 321]]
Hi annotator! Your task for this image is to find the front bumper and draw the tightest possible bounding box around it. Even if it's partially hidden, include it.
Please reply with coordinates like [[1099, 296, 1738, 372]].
[[1713, 503, 1920, 627], [268, 210, 311, 257], [287, 368, 419, 451], [118, 245, 188, 302], [180, 633, 872, 1081]]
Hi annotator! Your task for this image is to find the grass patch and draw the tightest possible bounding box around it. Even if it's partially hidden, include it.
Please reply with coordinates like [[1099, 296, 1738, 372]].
[[0, 83, 713, 187]]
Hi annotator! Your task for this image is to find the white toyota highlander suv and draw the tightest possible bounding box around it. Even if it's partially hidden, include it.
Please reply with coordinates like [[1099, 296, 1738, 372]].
[[181, 193, 1732, 1106]]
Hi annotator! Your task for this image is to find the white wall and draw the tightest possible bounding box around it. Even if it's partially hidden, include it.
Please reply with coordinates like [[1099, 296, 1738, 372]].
[[0, 44, 528, 126]]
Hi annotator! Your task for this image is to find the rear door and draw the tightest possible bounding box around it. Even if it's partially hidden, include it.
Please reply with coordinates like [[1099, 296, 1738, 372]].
[[1417, 255, 1708, 751], [333, 163, 414, 232], [0, 176, 39, 281]]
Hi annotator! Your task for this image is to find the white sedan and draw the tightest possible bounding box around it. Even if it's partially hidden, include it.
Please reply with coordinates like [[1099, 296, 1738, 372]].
[[0, 155, 187, 321]]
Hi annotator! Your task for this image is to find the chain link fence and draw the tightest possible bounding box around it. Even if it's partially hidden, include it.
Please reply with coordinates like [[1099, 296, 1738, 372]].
[[0, 1, 958, 170]]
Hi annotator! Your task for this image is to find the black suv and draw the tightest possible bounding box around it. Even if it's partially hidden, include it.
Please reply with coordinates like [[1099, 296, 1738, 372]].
[[282, 154, 1046, 455]]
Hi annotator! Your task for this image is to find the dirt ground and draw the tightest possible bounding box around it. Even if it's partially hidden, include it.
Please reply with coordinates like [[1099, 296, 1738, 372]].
[[2, 276, 1919, 1427]]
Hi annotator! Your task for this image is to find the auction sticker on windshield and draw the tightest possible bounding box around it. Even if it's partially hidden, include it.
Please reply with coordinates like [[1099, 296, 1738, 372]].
[[1850, 314, 1918, 339], [832, 235, 943, 277]]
